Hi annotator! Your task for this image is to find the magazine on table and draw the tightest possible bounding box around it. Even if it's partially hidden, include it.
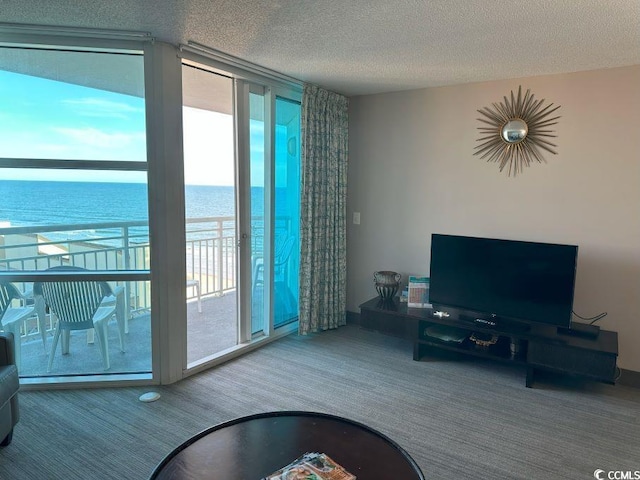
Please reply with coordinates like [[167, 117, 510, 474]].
[[263, 452, 356, 480]]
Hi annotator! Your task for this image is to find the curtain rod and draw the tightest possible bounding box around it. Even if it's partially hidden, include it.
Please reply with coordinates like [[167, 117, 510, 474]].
[[0, 22, 154, 42], [182, 41, 302, 88]]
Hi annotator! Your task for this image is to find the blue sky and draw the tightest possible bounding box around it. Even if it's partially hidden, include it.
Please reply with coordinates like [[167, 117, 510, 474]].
[[0, 69, 251, 186], [0, 70, 147, 174]]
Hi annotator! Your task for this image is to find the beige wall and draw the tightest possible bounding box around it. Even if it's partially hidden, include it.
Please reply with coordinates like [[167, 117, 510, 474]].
[[347, 65, 640, 371]]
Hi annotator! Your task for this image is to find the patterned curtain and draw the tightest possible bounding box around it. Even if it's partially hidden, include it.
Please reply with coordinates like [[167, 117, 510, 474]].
[[299, 84, 349, 334]]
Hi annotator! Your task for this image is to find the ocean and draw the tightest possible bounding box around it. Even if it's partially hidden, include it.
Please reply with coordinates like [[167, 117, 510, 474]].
[[0, 180, 240, 228], [0, 180, 269, 251]]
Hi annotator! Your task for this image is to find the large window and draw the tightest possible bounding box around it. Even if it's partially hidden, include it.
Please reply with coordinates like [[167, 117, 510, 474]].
[[0, 29, 302, 387], [0, 42, 151, 380]]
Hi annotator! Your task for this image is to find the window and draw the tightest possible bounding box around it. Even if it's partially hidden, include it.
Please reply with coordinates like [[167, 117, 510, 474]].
[[0, 29, 302, 386], [0, 42, 151, 380]]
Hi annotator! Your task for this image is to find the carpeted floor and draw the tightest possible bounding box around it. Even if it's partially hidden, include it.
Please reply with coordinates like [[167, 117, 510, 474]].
[[3, 324, 640, 479]]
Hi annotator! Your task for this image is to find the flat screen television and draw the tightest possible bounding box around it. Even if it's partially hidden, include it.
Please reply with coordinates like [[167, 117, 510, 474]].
[[429, 234, 578, 330]]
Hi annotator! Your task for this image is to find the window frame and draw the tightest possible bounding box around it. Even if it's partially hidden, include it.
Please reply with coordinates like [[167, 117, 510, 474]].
[[0, 31, 154, 386]]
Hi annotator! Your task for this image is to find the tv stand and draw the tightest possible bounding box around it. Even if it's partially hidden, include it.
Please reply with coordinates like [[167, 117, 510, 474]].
[[557, 322, 600, 339], [466, 316, 531, 334], [358, 297, 618, 388]]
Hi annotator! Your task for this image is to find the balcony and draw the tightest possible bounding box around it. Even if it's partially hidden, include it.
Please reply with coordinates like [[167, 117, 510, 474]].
[[0, 217, 250, 379]]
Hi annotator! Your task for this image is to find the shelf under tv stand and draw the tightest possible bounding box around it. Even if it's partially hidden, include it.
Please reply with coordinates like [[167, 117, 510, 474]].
[[358, 297, 618, 388]]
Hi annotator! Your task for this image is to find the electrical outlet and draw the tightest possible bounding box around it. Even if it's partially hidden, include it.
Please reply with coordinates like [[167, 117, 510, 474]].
[[353, 212, 361, 225]]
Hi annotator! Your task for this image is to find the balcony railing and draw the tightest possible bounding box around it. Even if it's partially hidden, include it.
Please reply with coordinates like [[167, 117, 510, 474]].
[[186, 216, 237, 297], [0, 217, 239, 344]]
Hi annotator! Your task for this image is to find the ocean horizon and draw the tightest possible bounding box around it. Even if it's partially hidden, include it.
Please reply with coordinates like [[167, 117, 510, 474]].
[[0, 179, 250, 229]]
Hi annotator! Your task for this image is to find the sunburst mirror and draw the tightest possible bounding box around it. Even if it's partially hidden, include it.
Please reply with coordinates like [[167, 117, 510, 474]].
[[474, 86, 561, 176]]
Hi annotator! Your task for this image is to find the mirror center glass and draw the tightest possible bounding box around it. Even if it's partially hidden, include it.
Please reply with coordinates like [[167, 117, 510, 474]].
[[501, 119, 528, 143]]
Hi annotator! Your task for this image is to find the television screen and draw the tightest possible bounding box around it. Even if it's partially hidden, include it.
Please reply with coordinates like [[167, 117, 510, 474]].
[[429, 234, 578, 328]]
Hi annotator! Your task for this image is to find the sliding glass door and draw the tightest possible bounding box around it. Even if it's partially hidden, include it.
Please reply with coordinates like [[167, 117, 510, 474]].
[[181, 53, 301, 372], [273, 97, 301, 328], [249, 92, 266, 334], [182, 65, 238, 365], [247, 91, 301, 334]]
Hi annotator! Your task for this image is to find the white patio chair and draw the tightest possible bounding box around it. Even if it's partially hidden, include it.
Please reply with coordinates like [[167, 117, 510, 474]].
[[37, 279, 124, 372], [251, 235, 296, 302], [0, 282, 36, 371], [16, 285, 48, 350], [186, 279, 202, 313]]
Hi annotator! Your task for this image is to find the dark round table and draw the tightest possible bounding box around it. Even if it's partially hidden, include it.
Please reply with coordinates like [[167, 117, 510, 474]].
[[150, 411, 425, 479]]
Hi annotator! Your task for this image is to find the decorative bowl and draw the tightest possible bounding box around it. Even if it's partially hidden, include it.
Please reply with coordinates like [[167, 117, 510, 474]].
[[373, 271, 401, 300]]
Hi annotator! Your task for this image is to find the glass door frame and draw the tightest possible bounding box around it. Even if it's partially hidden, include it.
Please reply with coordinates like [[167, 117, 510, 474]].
[[182, 63, 239, 367], [236, 80, 270, 342], [179, 49, 301, 378], [238, 82, 302, 342]]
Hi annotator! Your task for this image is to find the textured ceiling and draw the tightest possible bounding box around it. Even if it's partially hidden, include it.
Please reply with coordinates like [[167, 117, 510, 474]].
[[2, 0, 640, 97]]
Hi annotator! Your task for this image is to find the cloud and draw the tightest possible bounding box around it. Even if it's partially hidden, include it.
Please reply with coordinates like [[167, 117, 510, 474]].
[[61, 97, 144, 118], [52, 127, 145, 149]]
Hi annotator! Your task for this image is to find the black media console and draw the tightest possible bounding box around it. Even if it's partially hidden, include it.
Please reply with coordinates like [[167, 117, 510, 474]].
[[358, 297, 618, 388]]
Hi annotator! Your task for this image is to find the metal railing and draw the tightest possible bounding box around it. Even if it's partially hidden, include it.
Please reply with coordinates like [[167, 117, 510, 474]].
[[0, 216, 298, 344], [0, 217, 238, 313], [185, 216, 237, 296]]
